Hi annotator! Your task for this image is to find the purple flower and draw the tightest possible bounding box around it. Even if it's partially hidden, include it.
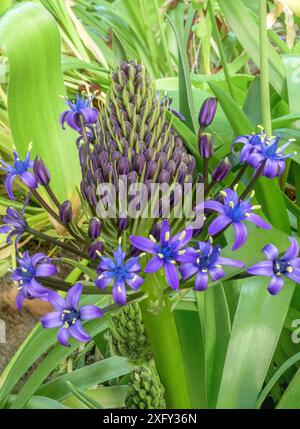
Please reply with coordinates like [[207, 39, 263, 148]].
[[0, 148, 37, 200], [0, 206, 27, 245], [60, 95, 98, 133], [12, 251, 57, 310], [179, 240, 244, 291], [41, 283, 103, 347], [205, 188, 271, 250], [130, 219, 193, 290], [247, 238, 300, 295], [95, 242, 144, 305], [232, 130, 295, 179]]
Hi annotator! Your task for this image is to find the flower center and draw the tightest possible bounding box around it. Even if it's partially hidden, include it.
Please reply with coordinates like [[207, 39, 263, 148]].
[[113, 264, 128, 279], [158, 244, 174, 262], [14, 160, 27, 174], [61, 309, 78, 327], [273, 260, 293, 276], [226, 203, 245, 222]]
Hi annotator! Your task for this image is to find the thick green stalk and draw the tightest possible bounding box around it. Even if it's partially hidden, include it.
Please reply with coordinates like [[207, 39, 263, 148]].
[[139, 271, 191, 408], [259, 0, 272, 135], [207, 0, 237, 101]]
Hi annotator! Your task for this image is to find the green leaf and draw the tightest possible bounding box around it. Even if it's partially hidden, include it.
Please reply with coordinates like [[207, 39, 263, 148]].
[[256, 352, 300, 409], [166, 15, 197, 132], [5, 395, 69, 409], [277, 368, 300, 409], [65, 381, 103, 409], [196, 284, 231, 408], [0, 3, 81, 201], [36, 356, 132, 402], [62, 386, 128, 409], [217, 0, 286, 98]]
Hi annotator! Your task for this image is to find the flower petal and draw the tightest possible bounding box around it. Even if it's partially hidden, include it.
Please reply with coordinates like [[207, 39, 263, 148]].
[[262, 244, 278, 261], [164, 262, 179, 290], [247, 260, 273, 276], [247, 213, 271, 230], [210, 267, 225, 281], [217, 257, 245, 268], [179, 262, 199, 280], [112, 280, 127, 305], [282, 237, 299, 261], [16, 292, 25, 310], [125, 274, 144, 291], [66, 283, 83, 309], [232, 222, 248, 250], [41, 311, 62, 328], [48, 292, 66, 311], [20, 171, 37, 189], [95, 271, 114, 290], [97, 256, 116, 271], [267, 276, 284, 295], [35, 263, 58, 278], [285, 268, 300, 284], [171, 227, 193, 251], [69, 320, 91, 343], [79, 305, 104, 321], [57, 326, 70, 347], [144, 256, 164, 273], [160, 219, 171, 245], [208, 215, 231, 236], [194, 272, 208, 291], [4, 173, 15, 200], [204, 200, 225, 213], [130, 236, 157, 254]]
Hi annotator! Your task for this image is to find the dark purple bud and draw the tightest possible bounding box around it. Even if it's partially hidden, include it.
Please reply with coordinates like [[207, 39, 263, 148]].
[[158, 169, 170, 184], [99, 151, 109, 167], [112, 151, 122, 162], [117, 157, 131, 175], [146, 161, 158, 180], [198, 97, 218, 128], [150, 223, 161, 241], [133, 153, 146, 175], [187, 155, 196, 175], [33, 157, 51, 186], [117, 217, 129, 231], [156, 151, 167, 169], [127, 170, 138, 185], [172, 147, 182, 167], [144, 147, 154, 162], [103, 162, 115, 182], [177, 164, 188, 184], [199, 133, 214, 158], [166, 159, 176, 177], [88, 240, 104, 259], [211, 157, 231, 182], [59, 200, 73, 224], [88, 217, 101, 240]]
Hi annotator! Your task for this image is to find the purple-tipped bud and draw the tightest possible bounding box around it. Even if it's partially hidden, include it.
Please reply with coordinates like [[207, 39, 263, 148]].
[[88, 217, 101, 240], [117, 157, 131, 175], [33, 157, 51, 186], [59, 200, 73, 224], [198, 97, 218, 128], [158, 169, 170, 184], [127, 171, 138, 185], [117, 217, 129, 230], [145, 161, 158, 180], [211, 157, 231, 182], [199, 133, 214, 159], [88, 240, 104, 260], [133, 153, 146, 175]]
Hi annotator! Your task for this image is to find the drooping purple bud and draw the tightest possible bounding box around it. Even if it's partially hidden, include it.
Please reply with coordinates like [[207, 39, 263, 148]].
[[211, 157, 231, 182], [127, 170, 138, 185], [198, 97, 218, 128], [199, 133, 214, 158], [166, 160, 176, 177], [117, 157, 131, 175], [177, 164, 188, 184], [33, 157, 51, 186], [158, 169, 171, 184], [187, 156, 196, 175], [145, 161, 158, 180], [156, 151, 167, 169], [117, 217, 129, 230], [149, 223, 161, 241], [144, 147, 154, 162], [88, 217, 101, 240], [133, 153, 146, 175], [59, 200, 73, 224], [88, 240, 104, 259]]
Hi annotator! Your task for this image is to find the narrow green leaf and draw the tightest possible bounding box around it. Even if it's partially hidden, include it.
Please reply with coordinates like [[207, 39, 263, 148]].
[[0, 3, 81, 201], [66, 381, 103, 409]]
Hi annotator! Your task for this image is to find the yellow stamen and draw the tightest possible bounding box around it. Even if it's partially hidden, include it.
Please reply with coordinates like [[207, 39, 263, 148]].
[[178, 231, 186, 241], [139, 252, 146, 258], [96, 250, 102, 257], [196, 258, 200, 264], [165, 231, 170, 241], [98, 274, 103, 280], [220, 190, 227, 197], [229, 201, 234, 208], [252, 205, 261, 211], [178, 250, 185, 255], [215, 264, 222, 269], [158, 253, 164, 259], [149, 234, 156, 243], [276, 272, 281, 277], [286, 266, 293, 273], [118, 236, 122, 244], [250, 190, 255, 198], [63, 322, 69, 329], [234, 183, 239, 191], [64, 310, 71, 314]]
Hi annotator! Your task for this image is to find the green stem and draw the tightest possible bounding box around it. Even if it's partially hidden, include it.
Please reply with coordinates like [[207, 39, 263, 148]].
[[139, 270, 192, 408], [259, 0, 272, 136], [154, 0, 174, 76], [207, 0, 237, 102]]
